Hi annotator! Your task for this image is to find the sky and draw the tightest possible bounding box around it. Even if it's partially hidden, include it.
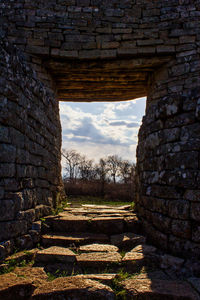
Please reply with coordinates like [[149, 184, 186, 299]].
[[59, 97, 146, 170]]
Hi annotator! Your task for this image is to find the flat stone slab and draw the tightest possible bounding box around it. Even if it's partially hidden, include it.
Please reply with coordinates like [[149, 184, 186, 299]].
[[35, 246, 76, 263], [71, 274, 117, 284], [111, 232, 146, 248], [5, 248, 38, 265], [124, 215, 141, 232], [51, 215, 90, 232], [42, 232, 109, 247], [81, 204, 131, 210], [0, 272, 35, 300], [123, 244, 157, 262], [122, 244, 158, 271], [79, 243, 119, 252], [122, 278, 199, 299], [91, 217, 124, 234], [82, 204, 118, 209], [13, 267, 48, 286], [77, 251, 122, 268], [32, 277, 115, 299]]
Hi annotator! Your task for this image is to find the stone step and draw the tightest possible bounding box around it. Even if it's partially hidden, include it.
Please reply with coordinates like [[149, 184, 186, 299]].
[[121, 244, 158, 273], [79, 243, 119, 253], [0, 272, 35, 300], [122, 244, 158, 272], [71, 273, 117, 284], [50, 215, 91, 233], [76, 251, 122, 269], [81, 204, 131, 210], [90, 216, 125, 234], [110, 232, 146, 249], [35, 246, 76, 263], [42, 232, 109, 247], [46, 215, 128, 235], [32, 277, 115, 300], [63, 208, 134, 217], [122, 278, 199, 299]]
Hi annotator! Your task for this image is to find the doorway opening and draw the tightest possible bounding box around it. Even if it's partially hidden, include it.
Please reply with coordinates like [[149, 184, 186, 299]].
[[59, 98, 146, 204]]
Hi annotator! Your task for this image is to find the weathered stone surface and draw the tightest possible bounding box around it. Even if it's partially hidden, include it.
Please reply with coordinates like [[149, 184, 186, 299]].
[[35, 246, 76, 263], [51, 215, 90, 232], [32, 277, 115, 300], [124, 215, 141, 233], [13, 267, 48, 286], [5, 249, 38, 265], [122, 278, 199, 299], [0, 273, 35, 300], [110, 232, 146, 249], [70, 274, 117, 284], [42, 232, 109, 247], [0, 38, 62, 251], [76, 251, 121, 268], [79, 243, 119, 252], [1, 0, 200, 260], [122, 244, 157, 263], [160, 254, 184, 272], [91, 217, 124, 234]]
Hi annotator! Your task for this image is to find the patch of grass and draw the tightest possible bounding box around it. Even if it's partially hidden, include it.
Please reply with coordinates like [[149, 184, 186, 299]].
[[52, 196, 70, 216], [47, 272, 57, 281], [120, 250, 126, 259], [23, 250, 32, 257], [47, 269, 71, 281], [130, 202, 135, 210], [111, 269, 131, 300], [68, 196, 131, 207], [0, 258, 33, 275]]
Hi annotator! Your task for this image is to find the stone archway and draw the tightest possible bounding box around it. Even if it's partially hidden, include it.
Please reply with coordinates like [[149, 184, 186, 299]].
[[0, 0, 200, 258]]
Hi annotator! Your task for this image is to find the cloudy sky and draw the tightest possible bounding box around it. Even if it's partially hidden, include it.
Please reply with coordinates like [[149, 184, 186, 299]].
[[59, 97, 146, 169]]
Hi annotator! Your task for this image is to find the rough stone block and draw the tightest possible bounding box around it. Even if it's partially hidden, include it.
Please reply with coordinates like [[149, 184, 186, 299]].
[[171, 219, 191, 239], [0, 200, 15, 221]]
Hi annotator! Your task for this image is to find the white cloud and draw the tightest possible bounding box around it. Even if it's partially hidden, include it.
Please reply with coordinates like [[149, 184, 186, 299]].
[[59, 98, 146, 169]]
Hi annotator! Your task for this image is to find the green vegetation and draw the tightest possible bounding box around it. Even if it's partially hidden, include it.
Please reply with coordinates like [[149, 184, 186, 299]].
[[0, 258, 33, 275], [52, 194, 70, 215], [47, 269, 72, 281], [110, 269, 131, 300], [68, 195, 133, 207], [0, 249, 35, 275]]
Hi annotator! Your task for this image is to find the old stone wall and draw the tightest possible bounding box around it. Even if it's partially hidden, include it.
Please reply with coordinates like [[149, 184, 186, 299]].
[[136, 57, 200, 258], [0, 39, 62, 258], [0, 0, 200, 258]]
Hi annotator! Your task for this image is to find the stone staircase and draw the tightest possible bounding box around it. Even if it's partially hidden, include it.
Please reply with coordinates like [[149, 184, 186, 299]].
[[0, 204, 200, 299]]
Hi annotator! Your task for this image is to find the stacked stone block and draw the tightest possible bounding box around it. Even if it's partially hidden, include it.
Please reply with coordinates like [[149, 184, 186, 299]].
[[0, 40, 62, 258], [0, 0, 200, 258]]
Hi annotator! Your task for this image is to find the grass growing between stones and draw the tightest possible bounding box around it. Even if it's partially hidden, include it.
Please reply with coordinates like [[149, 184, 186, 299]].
[[110, 269, 131, 300], [0, 258, 34, 275], [0, 250, 35, 275], [52, 195, 71, 215], [47, 269, 69, 281]]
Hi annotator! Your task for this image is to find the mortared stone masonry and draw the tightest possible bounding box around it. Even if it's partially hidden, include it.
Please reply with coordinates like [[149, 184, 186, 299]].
[[0, 0, 200, 258]]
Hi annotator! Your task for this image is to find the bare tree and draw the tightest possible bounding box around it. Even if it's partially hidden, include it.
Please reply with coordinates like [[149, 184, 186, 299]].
[[62, 149, 82, 181], [79, 156, 95, 180], [118, 160, 133, 183], [106, 155, 121, 184], [95, 158, 108, 196]]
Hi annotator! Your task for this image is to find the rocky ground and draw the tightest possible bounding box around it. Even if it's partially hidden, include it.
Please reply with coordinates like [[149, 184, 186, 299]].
[[0, 204, 200, 299]]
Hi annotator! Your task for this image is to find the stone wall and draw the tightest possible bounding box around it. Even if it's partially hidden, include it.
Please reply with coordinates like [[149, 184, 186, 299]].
[[136, 56, 200, 258], [0, 39, 62, 258], [0, 0, 200, 258]]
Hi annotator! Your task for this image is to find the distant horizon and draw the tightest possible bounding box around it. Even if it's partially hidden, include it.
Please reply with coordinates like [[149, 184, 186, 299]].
[[60, 97, 146, 174]]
